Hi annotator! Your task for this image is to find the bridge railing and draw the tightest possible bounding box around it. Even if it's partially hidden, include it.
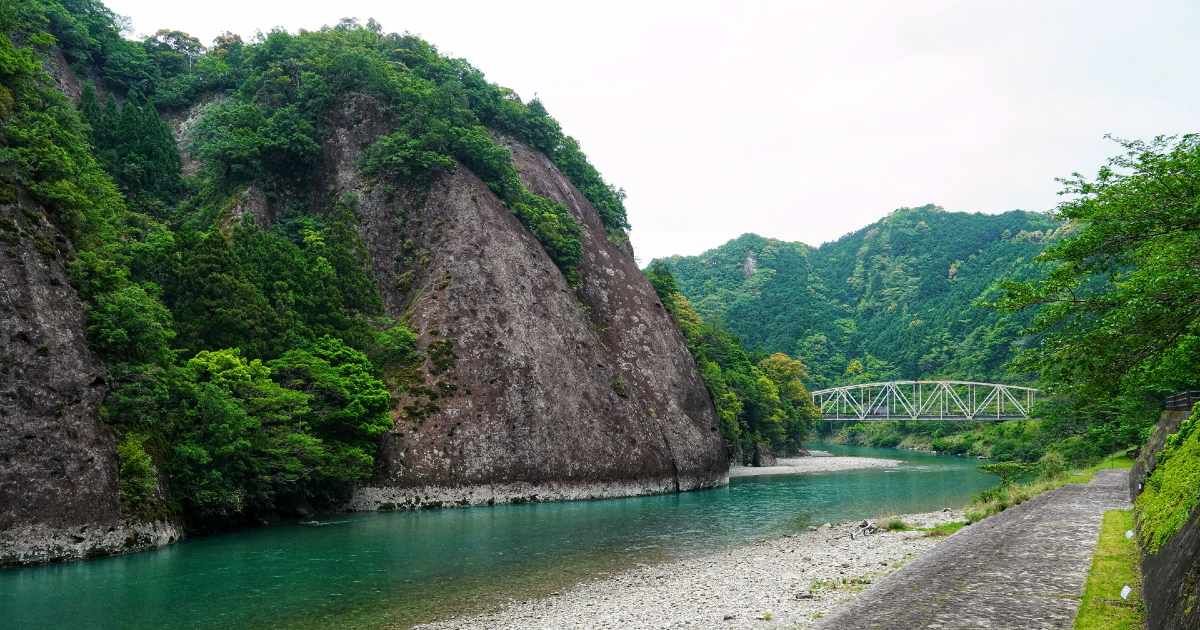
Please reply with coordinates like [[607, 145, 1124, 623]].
[[811, 380, 1039, 422], [1165, 391, 1200, 411]]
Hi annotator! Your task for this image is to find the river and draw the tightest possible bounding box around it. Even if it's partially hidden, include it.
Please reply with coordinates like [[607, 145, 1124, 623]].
[[1, 444, 995, 629]]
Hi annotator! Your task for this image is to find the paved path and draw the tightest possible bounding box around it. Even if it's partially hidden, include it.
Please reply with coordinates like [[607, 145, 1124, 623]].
[[819, 469, 1130, 630]]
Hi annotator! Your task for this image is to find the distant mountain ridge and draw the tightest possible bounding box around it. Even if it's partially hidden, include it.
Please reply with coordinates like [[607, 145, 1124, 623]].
[[656, 205, 1064, 386]]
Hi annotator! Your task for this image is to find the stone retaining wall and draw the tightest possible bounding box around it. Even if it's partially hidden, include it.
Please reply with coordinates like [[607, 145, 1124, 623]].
[[1132, 408, 1200, 630]]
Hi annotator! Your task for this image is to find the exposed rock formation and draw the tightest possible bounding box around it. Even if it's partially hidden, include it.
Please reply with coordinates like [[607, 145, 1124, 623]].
[[1, 84, 726, 565], [751, 443, 777, 467], [321, 96, 727, 509], [0, 195, 179, 566]]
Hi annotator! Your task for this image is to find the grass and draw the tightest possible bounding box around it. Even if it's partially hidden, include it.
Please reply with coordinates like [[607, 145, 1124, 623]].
[[810, 576, 872, 593], [922, 521, 968, 537], [1134, 406, 1200, 552], [965, 476, 1069, 522], [1064, 453, 1136, 484], [880, 517, 912, 531], [1074, 509, 1144, 630], [965, 452, 1134, 523]]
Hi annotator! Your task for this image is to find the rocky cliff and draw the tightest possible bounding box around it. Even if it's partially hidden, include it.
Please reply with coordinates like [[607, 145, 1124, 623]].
[[1, 9, 726, 566], [0, 194, 179, 565], [1, 77, 725, 566], [319, 96, 726, 509]]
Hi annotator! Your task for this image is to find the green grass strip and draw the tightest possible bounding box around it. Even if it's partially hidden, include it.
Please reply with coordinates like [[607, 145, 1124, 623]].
[[1074, 509, 1145, 630]]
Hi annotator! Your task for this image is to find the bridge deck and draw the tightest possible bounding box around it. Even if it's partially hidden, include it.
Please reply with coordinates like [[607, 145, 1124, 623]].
[[812, 380, 1039, 422], [820, 415, 1027, 422]]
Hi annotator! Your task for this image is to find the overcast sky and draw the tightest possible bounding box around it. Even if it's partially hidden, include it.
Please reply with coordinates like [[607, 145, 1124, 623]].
[[106, 0, 1199, 262]]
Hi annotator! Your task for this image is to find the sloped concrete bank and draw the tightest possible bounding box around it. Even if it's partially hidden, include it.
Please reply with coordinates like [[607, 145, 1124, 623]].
[[819, 469, 1129, 630]]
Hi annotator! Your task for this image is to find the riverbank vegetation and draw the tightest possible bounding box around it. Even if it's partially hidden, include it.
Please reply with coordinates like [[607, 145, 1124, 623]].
[[963, 453, 1133, 522], [1074, 510, 1145, 630], [4, 0, 628, 529], [824, 418, 1052, 462], [984, 135, 1199, 533], [922, 521, 967, 537], [645, 262, 819, 461], [1134, 404, 1200, 552], [665, 134, 1199, 481], [995, 134, 1200, 470]]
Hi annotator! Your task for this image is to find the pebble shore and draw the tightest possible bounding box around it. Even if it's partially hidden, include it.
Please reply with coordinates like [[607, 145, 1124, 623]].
[[728, 455, 900, 478], [417, 509, 965, 629]]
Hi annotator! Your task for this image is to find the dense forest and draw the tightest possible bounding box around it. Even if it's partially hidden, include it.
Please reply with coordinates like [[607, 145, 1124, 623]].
[[645, 263, 818, 463], [659, 146, 1199, 474], [1, 0, 639, 528], [658, 205, 1062, 387]]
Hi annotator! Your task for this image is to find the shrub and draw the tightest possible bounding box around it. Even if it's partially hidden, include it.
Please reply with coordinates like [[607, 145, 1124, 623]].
[[1135, 405, 1200, 553], [116, 434, 159, 513]]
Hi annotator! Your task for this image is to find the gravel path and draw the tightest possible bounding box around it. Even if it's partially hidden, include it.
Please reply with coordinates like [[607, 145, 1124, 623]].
[[415, 511, 964, 629], [818, 468, 1131, 630], [729, 456, 900, 477]]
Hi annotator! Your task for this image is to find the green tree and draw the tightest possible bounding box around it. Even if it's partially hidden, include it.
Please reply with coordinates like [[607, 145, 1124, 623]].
[[997, 135, 1200, 455], [269, 337, 393, 486], [85, 282, 176, 364], [170, 349, 314, 520], [647, 265, 816, 460]]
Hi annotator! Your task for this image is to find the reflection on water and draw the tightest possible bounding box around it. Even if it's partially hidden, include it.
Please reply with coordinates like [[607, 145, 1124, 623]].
[[1, 443, 995, 629]]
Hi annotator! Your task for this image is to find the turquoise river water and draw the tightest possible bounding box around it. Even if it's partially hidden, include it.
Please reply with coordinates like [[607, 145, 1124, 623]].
[[1, 444, 996, 629]]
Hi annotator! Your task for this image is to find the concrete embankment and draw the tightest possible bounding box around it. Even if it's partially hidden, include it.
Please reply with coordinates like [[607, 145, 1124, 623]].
[[1131, 406, 1200, 630], [819, 469, 1130, 630]]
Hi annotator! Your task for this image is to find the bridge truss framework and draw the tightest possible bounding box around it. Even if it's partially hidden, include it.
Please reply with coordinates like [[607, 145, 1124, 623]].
[[811, 380, 1039, 422]]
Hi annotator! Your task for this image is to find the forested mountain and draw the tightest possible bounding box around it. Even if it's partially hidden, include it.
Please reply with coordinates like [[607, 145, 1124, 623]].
[[658, 205, 1064, 387]]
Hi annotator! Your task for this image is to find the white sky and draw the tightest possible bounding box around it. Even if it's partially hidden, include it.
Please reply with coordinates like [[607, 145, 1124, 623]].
[[106, 0, 1199, 263]]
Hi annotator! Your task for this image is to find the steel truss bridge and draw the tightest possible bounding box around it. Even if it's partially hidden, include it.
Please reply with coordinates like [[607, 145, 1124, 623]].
[[811, 380, 1039, 422]]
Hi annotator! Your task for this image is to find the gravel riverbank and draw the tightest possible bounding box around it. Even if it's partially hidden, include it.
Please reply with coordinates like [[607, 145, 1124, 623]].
[[729, 455, 901, 477], [416, 510, 965, 629]]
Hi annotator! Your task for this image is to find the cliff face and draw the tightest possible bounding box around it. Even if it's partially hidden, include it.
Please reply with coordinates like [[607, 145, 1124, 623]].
[[323, 96, 727, 508], [0, 196, 178, 565], [1, 85, 724, 565]]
